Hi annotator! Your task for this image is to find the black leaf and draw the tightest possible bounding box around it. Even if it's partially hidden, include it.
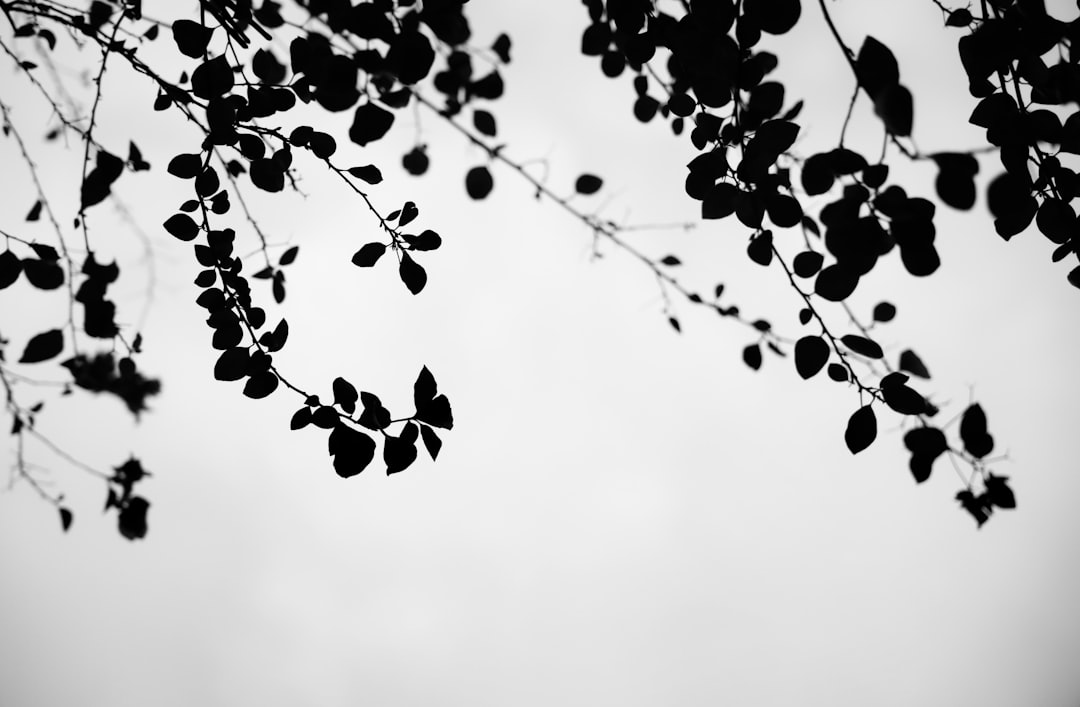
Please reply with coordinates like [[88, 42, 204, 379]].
[[794, 335, 829, 379], [845, 405, 877, 454], [163, 213, 199, 241], [20, 329, 63, 363], [349, 102, 395, 146], [352, 242, 386, 267], [243, 371, 279, 399], [348, 165, 383, 184], [420, 425, 442, 460], [399, 251, 427, 295], [959, 403, 994, 458], [841, 334, 884, 359], [898, 349, 930, 379], [278, 246, 299, 266], [191, 55, 234, 100], [743, 343, 763, 371], [213, 347, 250, 381], [0, 250, 22, 289], [473, 109, 497, 136], [328, 422, 376, 478], [333, 376, 359, 415], [575, 174, 603, 195], [466, 165, 494, 199], [290, 406, 312, 431], [384, 430, 418, 475], [171, 19, 213, 58]]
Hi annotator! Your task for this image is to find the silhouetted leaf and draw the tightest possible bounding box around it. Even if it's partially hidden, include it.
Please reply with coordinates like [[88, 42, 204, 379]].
[[414, 366, 437, 407], [118, 497, 149, 540], [20, 329, 63, 363], [898, 349, 930, 379], [845, 405, 877, 454], [59, 507, 73, 532], [814, 264, 858, 301], [333, 376, 358, 415], [402, 230, 441, 251], [243, 371, 279, 399], [278, 246, 299, 266], [956, 489, 992, 527], [290, 407, 312, 430], [349, 102, 394, 146], [398, 201, 419, 228], [960, 403, 994, 458], [1069, 266, 1080, 290], [259, 318, 288, 352], [328, 423, 376, 478], [794, 335, 829, 379], [399, 251, 427, 295], [575, 174, 603, 195], [249, 158, 285, 192], [22, 258, 64, 290], [466, 165, 494, 199], [352, 242, 386, 267], [872, 302, 896, 322], [827, 363, 849, 382], [420, 425, 442, 460], [841, 334, 883, 359], [473, 109, 497, 136], [904, 426, 947, 483], [191, 55, 234, 99], [26, 200, 42, 221], [171, 19, 212, 58], [358, 392, 392, 431], [213, 347, 250, 381], [946, 8, 973, 26], [384, 429, 418, 475], [793, 251, 823, 278], [0, 250, 22, 289], [348, 164, 383, 184], [747, 230, 773, 266], [163, 213, 199, 241], [985, 473, 1016, 509], [743, 343, 762, 371], [659, 255, 681, 266], [857, 37, 900, 99]]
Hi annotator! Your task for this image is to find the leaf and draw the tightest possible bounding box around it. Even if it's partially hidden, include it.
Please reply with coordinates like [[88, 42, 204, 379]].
[[844, 405, 877, 454], [575, 174, 603, 195], [857, 37, 900, 99], [163, 213, 199, 241], [747, 230, 773, 266], [348, 164, 383, 184], [473, 109, 497, 136], [352, 242, 386, 267], [668, 316, 681, 333], [742, 344, 762, 371], [290, 407, 312, 431], [399, 251, 427, 295], [213, 347, 250, 381], [249, 158, 284, 192], [384, 431, 418, 475], [956, 490, 992, 527], [402, 230, 441, 251], [985, 473, 1016, 509], [191, 55, 234, 100], [242, 371, 279, 399], [278, 246, 299, 266], [814, 264, 858, 302], [874, 84, 914, 137], [898, 349, 930, 379], [794, 336, 829, 379], [827, 363, 849, 382], [26, 199, 42, 221], [465, 165, 494, 199], [118, 497, 149, 540], [398, 201, 419, 228], [659, 255, 681, 266], [959, 403, 994, 458], [0, 250, 22, 289], [349, 102, 395, 146], [420, 425, 442, 460], [872, 302, 896, 322], [793, 251, 823, 278], [841, 334, 884, 359], [738, 120, 799, 182], [59, 506, 73, 532], [20, 329, 63, 363], [259, 318, 289, 352], [414, 366, 437, 408], [332, 376, 359, 414], [171, 19, 213, 58], [328, 423, 376, 478]]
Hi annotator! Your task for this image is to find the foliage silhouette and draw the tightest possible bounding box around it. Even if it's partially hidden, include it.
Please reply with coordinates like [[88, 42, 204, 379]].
[[1, 0, 1071, 538]]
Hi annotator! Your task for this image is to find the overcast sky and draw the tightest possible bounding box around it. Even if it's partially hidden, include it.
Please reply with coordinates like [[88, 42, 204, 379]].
[[2, 1, 1079, 706]]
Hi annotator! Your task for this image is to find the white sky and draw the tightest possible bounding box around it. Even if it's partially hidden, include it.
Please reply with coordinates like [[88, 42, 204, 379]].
[[1, 1, 1079, 706]]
